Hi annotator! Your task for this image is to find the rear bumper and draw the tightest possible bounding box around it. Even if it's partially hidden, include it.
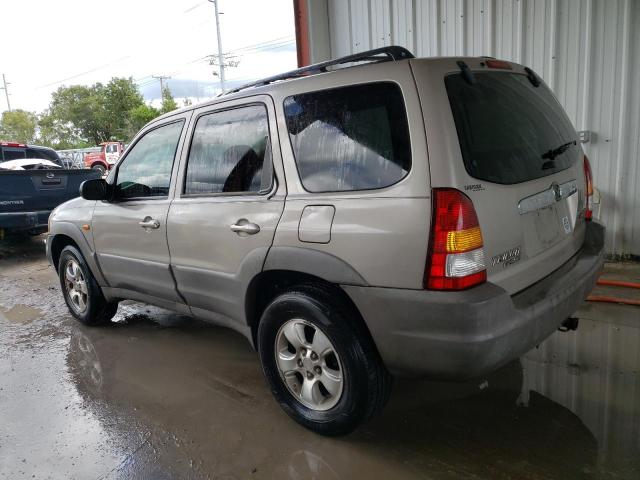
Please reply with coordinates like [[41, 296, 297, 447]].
[[344, 221, 605, 379], [0, 210, 50, 231]]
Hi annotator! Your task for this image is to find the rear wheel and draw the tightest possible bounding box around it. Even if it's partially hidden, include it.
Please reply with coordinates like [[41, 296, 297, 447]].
[[258, 284, 391, 435], [91, 164, 106, 176], [58, 245, 117, 326]]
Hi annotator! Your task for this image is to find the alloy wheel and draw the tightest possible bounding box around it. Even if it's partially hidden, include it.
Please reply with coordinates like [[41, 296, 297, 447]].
[[64, 259, 88, 314], [274, 318, 344, 411]]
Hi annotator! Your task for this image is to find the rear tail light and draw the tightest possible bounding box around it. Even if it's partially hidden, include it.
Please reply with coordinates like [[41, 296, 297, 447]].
[[425, 189, 487, 290], [583, 154, 593, 221]]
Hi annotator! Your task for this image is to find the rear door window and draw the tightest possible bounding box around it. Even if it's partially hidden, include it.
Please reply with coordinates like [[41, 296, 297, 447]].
[[284, 82, 411, 192], [184, 104, 272, 195], [445, 72, 579, 184]]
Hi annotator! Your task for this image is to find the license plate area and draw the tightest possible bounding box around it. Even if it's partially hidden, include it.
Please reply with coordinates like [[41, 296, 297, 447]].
[[519, 180, 578, 257]]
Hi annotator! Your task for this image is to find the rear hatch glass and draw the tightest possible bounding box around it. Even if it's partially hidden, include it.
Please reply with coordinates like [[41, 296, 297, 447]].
[[445, 72, 579, 184], [444, 70, 585, 294]]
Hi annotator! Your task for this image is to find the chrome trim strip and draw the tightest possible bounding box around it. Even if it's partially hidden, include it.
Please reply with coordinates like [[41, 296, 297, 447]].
[[518, 180, 577, 215]]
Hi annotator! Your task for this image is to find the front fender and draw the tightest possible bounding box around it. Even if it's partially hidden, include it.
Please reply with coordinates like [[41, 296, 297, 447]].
[[48, 220, 108, 287]]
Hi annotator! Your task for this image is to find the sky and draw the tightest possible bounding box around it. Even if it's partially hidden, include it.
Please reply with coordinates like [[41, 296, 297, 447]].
[[0, 0, 297, 114]]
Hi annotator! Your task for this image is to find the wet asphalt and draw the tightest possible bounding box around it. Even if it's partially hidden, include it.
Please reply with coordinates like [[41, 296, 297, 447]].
[[0, 235, 639, 480]]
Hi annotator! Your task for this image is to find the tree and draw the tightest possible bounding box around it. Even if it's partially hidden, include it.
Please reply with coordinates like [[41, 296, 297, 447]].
[[127, 104, 160, 138], [103, 77, 146, 140], [43, 77, 146, 147], [38, 110, 88, 149], [160, 86, 178, 114], [0, 109, 38, 144], [46, 84, 107, 145]]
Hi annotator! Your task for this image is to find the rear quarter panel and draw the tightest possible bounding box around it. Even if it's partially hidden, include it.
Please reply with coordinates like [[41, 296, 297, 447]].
[[268, 60, 431, 289]]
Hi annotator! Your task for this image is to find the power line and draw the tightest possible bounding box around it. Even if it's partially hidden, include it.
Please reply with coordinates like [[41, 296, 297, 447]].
[[36, 56, 131, 89], [1, 74, 11, 111]]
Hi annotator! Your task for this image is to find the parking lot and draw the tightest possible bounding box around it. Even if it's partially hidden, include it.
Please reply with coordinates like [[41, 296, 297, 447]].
[[1, 234, 638, 479]]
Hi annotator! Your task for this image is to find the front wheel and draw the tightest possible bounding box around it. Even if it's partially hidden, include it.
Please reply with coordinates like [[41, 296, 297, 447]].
[[58, 245, 118, 325], [257, 284, 391, 435], [91, 164, 106, 176]]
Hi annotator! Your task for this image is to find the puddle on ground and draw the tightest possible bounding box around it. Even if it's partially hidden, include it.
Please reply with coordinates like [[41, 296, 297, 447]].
[[1, 241, 639, 479], [0, 304, 43, 324]]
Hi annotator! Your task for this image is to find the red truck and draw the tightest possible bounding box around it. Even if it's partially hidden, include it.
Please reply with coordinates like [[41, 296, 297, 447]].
[[83, 141, 125, 174]]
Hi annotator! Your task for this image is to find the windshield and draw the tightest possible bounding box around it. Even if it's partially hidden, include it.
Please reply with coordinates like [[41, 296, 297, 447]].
[[445, 71, 579, 185]]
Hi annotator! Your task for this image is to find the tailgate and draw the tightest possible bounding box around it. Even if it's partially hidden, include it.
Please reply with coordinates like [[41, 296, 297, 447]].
[[412, 58, 588, 295], [0, 169, 99, 212]]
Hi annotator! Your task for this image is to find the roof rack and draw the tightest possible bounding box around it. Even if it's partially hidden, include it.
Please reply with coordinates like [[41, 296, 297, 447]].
[[222, 46, 415, 96]]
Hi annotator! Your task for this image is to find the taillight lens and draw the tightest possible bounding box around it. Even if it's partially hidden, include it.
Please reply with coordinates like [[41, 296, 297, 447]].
[[425, 189, 487, 290], [583, 154, 593, 221]]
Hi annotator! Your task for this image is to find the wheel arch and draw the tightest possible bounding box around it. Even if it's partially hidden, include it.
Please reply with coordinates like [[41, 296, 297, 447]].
[[244, 269, 379, 362], [49, 223, 107, 286]]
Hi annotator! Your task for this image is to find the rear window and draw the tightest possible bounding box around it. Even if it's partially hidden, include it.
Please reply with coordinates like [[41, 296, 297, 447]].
[[284, 82, 411, 193], [445, 72, 579, 185], [2, 147, 26, 161], [26, 147, 61, 165]]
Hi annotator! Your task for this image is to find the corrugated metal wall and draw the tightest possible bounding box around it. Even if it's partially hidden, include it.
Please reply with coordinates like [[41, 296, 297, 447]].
[[307, 0, 640, 256]]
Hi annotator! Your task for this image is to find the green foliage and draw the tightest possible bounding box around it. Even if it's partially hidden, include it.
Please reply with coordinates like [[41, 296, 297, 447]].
[[2, 77, 177, 149], [160, 86, 178, 114], [37, 110, 89, 149], [0, 109, 38, 144], [128, 104, 160, 137], [103, 77, 146, 140], [38, 77, 152, 148]]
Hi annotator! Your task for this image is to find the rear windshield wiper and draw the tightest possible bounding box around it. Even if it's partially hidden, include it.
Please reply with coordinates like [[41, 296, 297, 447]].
[[541, 140, 576, 161]]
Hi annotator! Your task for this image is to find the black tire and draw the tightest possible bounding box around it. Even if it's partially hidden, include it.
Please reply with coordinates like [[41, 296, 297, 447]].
[[257, 283, 392, 436], [58, 245, 118, 326], [92, 164, 106, 175]]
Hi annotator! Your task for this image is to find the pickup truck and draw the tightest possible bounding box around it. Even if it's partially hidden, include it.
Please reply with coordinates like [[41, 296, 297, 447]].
[[83, 141, 125, 175], [1, 145, 100, 236]]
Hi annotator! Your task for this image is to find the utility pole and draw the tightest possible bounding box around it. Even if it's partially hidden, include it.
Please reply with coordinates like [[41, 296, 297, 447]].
[[208, 0, 226, 92], [152, 75, 171, 99], [1, 74, 11, 111]]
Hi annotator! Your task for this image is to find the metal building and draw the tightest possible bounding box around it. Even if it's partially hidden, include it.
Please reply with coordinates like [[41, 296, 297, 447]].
[[294, 0, 640, 256]]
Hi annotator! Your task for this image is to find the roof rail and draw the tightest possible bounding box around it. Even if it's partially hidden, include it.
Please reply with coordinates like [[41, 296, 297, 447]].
[[222, 46, 415, 96]]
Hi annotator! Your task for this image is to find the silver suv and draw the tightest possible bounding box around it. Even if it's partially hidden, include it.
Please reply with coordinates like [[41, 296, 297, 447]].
[[46, 47, 604, 435]]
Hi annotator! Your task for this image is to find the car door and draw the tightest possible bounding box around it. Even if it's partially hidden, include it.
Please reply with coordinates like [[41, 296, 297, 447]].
[[92, 115, 190, 305], [167, 96, 286, 325]]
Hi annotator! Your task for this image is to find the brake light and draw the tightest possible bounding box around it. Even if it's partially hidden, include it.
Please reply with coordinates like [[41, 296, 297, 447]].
[[485, 59, 512, 70], [425, 189, 487, 290], [0, 141, 26, 147], [583, 154, 593, 221]]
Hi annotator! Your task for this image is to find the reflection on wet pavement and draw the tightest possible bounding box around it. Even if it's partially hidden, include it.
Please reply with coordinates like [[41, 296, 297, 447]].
[[1, 235, 639, 479]]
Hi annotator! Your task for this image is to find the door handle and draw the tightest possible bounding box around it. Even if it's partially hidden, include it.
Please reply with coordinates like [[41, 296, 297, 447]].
[[230, 219, 260, 236], [139, 217, 160, 229]]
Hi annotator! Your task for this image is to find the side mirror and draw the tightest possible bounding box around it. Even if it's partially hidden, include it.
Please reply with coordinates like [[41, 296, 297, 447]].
[[80, 178, 110, 201]]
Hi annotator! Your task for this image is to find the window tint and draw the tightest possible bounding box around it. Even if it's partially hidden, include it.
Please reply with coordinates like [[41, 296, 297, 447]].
[[2, 147, 26, 161], [184, 105, 272, 195], [445, 72, 579, 185], [116, 121, 183, 199], [284, 82, 411, 192], [26, 147, 61, 165]]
